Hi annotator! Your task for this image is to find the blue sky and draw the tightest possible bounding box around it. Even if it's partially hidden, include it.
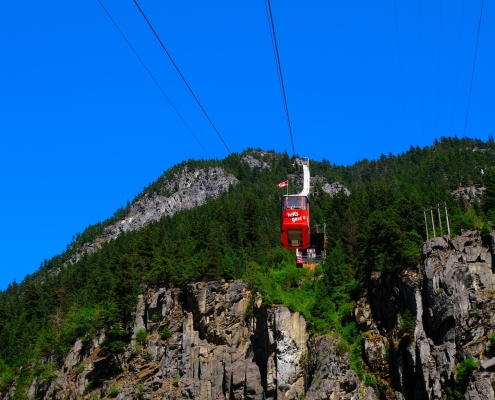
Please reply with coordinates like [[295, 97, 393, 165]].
[[0, 0, 493, 289]]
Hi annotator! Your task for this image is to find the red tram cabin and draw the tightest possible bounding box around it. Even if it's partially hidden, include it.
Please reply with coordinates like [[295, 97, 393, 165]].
[[280, 195, 310, 249]]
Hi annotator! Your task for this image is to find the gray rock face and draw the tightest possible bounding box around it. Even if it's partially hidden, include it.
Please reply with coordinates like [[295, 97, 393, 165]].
[[305, 336, 368, 400], [356, 231, 495, 399], [32, 281, 369, 400], [241, 154, 271, 170], [321, 181, 351, 197], [451, 185, 485, 205], [68, 167, 238, 264], [104, 167, 237, 240]]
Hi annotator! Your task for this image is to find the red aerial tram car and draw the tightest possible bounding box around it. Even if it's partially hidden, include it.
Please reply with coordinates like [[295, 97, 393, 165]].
[[280, 195, 310, 249], [280, 158, 311, 250]]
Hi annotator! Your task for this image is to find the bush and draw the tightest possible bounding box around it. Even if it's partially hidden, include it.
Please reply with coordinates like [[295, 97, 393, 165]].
[[101, 326, 128, 356], [481, 223, 491, 243], [336, 338, 350, 355], [161, 326, 172, 340], [148, 310, 162, 323], [0, 368, 15, 392], [136, 328, 147, 345], [455, 357, 478, 386], [398, 309, 415, 336], [36, 363, 57, 384], [109, 385, 120, 398], [489, 333, 495, 348], [135, 385, 145, 400], [364, 374, 377, 387]]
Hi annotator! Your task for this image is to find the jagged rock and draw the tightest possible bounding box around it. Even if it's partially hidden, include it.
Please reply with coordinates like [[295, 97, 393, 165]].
[[360, 230, 495, 399], [321, 181, 351, 197], [481, 357, 495, 371], [31, 280, 371, 400], [67, 167, 238, 264], [241, 154, 271, 170], [304, 336, 366, 400], [363, 333, 388, 373], [451, 185, 485, 205]]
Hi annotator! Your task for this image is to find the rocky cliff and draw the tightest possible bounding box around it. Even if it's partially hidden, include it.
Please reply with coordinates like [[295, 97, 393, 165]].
[[68, 167, 238, 264], [24, 230, 495, 400], [356, 230, 495, 399], [29, 281, 371, 400]]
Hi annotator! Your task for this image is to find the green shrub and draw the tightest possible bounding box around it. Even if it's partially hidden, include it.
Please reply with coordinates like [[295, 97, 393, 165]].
[[149, 310, 161, 323], [398, 308, 415, 336], [83, 380, 96, 395], [135, 385, 145, 400], [364, 374, 377, 387], [0, 368, 15, 392], [161, 326, 172, 340], [71, 362, 85, 375], [489, 333, 495, 348], [130, 343, 141, 357], [481, 223, 491, 243], [173, 374, 180, 387], [349, 339, 364, 380], [336, 338, 350, 355], [109, 385, 120, 398], [136, 328, 147, 345], [36, 363, 57, 384], [455, 357, 478, 386]]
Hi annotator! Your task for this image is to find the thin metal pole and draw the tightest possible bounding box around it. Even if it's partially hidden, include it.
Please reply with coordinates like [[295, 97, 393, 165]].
[[437, 205, 443, 236], [424, 210, 429, 240], [431, 209, 436, 238], [444, 202, 451, 236]]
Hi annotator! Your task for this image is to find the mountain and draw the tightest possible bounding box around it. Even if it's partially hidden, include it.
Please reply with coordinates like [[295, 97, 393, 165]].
[[2, 137, 495, 399]]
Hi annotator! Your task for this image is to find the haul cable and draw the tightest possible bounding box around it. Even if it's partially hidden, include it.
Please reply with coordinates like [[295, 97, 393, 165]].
[[97, 0, 210, 157], [133, 0, 231, 155], [463, 0, 484, 136], [451, 0, 466, 134], [393, 0, 408, 138], [265, 0, 296, 157]]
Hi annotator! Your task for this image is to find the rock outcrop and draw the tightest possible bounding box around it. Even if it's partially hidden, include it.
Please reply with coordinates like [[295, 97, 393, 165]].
[[321, 181, 351, 197], [241, 153, 271, 170], [31, 281, 369, 400], [68, 167, 238, 264], [451, 185, 485, 205], [356, 230, 495, 399]]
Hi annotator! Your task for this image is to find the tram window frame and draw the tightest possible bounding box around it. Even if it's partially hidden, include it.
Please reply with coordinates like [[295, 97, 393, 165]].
[[282, 196, 307, 210]]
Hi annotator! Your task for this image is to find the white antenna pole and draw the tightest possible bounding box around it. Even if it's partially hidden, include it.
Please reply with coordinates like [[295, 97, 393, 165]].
[[424, 210, 429, 240], [437, 205, 443, 236], [430, 209, 436, 238], [444, 202, 451, 236]]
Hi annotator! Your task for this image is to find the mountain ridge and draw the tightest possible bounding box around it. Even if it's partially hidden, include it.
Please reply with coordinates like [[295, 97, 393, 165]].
[[3, 137, 495, 399]]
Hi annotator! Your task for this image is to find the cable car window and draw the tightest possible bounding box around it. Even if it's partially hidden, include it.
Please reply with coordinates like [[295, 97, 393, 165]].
[[282, 196, 307, 210]]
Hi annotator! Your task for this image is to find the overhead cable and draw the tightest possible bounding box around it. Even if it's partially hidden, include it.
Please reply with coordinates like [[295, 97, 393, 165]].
[[393, 0, 408, 138], [436, 0, 443, 136], [418, 0, 425, 138], [451, 0, 466, 134], [463, 0, 484, 136], [265, 0, 296, 157], [97, 0, 210, 158], [133, 0, 231, 155]]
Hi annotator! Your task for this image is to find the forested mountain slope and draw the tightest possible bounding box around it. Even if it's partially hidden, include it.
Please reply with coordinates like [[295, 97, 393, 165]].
[[2, 137, 495, 399]]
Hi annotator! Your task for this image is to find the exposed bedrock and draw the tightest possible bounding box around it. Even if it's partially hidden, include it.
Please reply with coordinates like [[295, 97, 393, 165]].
[[356, 231, 495, 399], [33, 280, 369, 400]]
